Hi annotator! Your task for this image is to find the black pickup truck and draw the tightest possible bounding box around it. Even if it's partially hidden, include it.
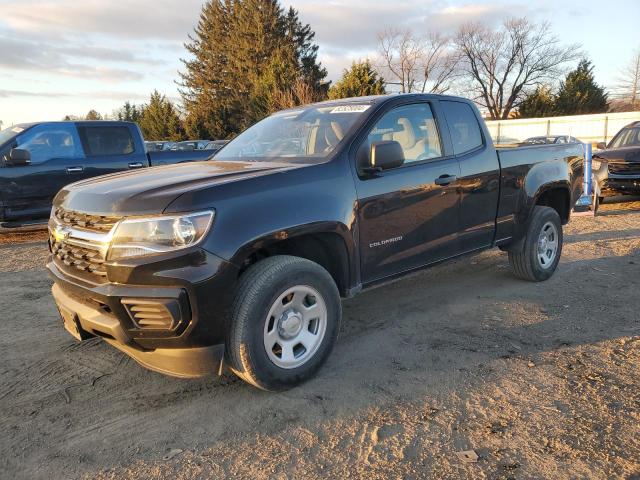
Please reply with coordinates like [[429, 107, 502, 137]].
[[0, 121, 213, 224], [47, 94, 583, 391]]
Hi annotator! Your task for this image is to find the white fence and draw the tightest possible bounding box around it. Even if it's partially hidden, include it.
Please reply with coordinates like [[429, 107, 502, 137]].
[[485, 111, 640, 145]]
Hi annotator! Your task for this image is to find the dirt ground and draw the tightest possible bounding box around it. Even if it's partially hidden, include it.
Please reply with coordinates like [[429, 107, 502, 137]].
[[1, 198, 639, 480]]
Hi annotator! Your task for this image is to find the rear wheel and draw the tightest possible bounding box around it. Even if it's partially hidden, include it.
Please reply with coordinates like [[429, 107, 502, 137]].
[[508, 206, 563, 282], [226, 255, 341, 391]]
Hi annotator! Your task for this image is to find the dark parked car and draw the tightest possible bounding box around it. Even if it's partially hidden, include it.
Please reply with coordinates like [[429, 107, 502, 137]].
[[144, 141, 175, 152], [204, 140, 229, 153], [47, 94, 583, 391], [171, 140, 211, 151], [522, 135, 581, 145], [0, 122, 213, 224], [593, 121, 640, 200]]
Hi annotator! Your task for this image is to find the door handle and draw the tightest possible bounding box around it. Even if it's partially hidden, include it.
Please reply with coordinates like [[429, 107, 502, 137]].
[[128, 162, 144, 169], [434, 174, 457, 186], [66, 166, 84, 174]]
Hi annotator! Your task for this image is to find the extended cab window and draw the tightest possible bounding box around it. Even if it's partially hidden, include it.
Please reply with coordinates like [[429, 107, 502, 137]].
[[78, 126, 135, 156], [366, 103, 442, 164], [441, 101, 483, 155], [14, 124, 83, 164]]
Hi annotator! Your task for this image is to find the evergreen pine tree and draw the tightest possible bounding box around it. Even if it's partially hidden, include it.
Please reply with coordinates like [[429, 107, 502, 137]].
[[85, 110, 102, 121], [328, 61, 386, 100], [517, 86, 556, 118], [117, 101, 143, 123], [554, 60, 608, 115], [179, 0, 328, 139], [138, 91, 184, 141]]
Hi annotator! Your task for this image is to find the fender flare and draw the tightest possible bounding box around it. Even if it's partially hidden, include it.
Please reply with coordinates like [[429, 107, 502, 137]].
[[228, 221, 359, 294]]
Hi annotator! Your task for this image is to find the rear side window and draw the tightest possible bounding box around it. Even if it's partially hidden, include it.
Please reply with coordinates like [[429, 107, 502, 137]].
[[441, 101, 483, 155], [78, 126, 135, 156]]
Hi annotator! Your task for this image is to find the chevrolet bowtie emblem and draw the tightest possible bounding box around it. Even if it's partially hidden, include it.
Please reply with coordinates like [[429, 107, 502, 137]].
[[53, 224, 70, 242]]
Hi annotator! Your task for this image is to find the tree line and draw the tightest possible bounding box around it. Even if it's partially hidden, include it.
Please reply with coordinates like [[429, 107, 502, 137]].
[[69, 0, 640, 140]]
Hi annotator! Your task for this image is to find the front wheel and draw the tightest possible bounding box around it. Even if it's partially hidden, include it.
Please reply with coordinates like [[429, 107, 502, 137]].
[[225, 255, 341, 391], [508, 206, 563, 282]]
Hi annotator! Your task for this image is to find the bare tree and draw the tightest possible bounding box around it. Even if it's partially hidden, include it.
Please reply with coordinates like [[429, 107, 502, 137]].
[[455, 18, 579, 119], [377, 29, 459, 94], [615, 49, 640, 110]]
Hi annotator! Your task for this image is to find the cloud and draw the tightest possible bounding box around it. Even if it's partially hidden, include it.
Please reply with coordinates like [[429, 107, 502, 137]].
[[1, 0, 202, 40], [0, 89, 148, 101], [295, 0, 531, 52], [0, 35, 147, 81], [427, 3, 533, 31], [295, 1, 421, 50]]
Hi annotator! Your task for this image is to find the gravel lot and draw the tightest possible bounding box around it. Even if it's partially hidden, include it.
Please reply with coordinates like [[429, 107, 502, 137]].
[[1, 198, 639, 479]]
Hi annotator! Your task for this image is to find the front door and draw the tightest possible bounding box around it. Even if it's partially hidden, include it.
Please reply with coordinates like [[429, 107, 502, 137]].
[[1, 123, 86, 220], [354, 102, 462, 283]]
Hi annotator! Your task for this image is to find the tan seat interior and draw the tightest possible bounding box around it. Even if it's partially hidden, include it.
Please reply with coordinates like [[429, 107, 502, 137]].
[[308, 121, 346, 154], [392, 118, 427, 160]]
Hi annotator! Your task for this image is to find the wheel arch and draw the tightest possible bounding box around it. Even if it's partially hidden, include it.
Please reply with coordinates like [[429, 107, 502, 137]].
[[229, 222, 357, 297], [533, 184, 571, 225]]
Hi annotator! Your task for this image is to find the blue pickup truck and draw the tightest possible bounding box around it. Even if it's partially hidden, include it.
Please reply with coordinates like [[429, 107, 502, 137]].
[[0, 121, 214, 224]]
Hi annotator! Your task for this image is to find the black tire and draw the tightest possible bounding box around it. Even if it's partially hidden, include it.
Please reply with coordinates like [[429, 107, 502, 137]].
[[225, 255, 341, 391], [508, 206, 563, 282]]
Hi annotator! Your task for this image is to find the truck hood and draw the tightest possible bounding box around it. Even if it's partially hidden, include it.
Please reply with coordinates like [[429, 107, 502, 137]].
[[54, 160, 301, 215], [594, 146, 640, 164]]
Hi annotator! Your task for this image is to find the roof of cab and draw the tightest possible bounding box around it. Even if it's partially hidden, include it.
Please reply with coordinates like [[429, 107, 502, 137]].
[[15, 120, 136, 129], [276, 93, 472, 115]]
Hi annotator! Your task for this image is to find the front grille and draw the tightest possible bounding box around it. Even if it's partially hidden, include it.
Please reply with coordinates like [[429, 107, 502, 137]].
[[50, 208, 120, 281], [51, 240, 107, 277], [53, 207, 120, 233], [608, 163, 640, 175], [122, 299, 178, 330]]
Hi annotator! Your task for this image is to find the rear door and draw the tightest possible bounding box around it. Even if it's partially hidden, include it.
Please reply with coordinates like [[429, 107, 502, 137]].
[[0, 123, 85, 220], [354, 101, 462, 283], [76, 124, 148, 178], [440, 100, 501, 253]]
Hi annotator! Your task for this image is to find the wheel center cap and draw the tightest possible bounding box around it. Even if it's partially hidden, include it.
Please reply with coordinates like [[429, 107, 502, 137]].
[[278, 310, 303, 339], [539, 237, 548, 252]]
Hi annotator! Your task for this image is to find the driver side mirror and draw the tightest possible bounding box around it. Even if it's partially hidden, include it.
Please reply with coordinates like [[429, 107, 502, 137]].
[[365, 141, 404, 173], [596, 142, 606, 150], [6, 148, 31, 166]]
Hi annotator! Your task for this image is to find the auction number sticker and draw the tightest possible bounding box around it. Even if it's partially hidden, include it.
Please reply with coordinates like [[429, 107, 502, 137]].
[[330, 105, 370, 113]]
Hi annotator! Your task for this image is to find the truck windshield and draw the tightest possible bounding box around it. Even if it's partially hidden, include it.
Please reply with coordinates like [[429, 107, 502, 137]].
[[0, 125, 26, 146], [609, 127, 640, 149], [214, 104, 371, 163]]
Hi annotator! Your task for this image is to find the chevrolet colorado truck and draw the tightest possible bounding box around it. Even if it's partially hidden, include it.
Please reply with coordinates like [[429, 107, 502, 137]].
[[0, 121, 213, 225], [47, 94, 584, 391]]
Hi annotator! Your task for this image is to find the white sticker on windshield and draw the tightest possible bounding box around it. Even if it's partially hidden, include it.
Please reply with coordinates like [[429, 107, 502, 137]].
[[11, 127, 24, 133], [330, 105, 370, 113]]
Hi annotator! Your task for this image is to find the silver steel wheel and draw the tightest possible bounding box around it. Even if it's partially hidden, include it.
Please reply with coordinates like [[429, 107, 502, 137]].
[[537, 221, 559, 269], [263, 285, 328, 369]]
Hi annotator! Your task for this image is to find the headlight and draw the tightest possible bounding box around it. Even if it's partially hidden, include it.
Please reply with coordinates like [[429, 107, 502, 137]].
[[107, 211, 214, 260], [591, 159, 601, 170]]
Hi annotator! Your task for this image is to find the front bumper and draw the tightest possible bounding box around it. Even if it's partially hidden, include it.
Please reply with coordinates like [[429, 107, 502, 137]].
[[599, 173, 640, 196], [52, 283, 225, 377], [47, 247, 239, 378]]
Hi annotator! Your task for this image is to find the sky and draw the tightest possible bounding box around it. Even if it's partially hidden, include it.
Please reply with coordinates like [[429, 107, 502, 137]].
[[0, 0, 639, 127]]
